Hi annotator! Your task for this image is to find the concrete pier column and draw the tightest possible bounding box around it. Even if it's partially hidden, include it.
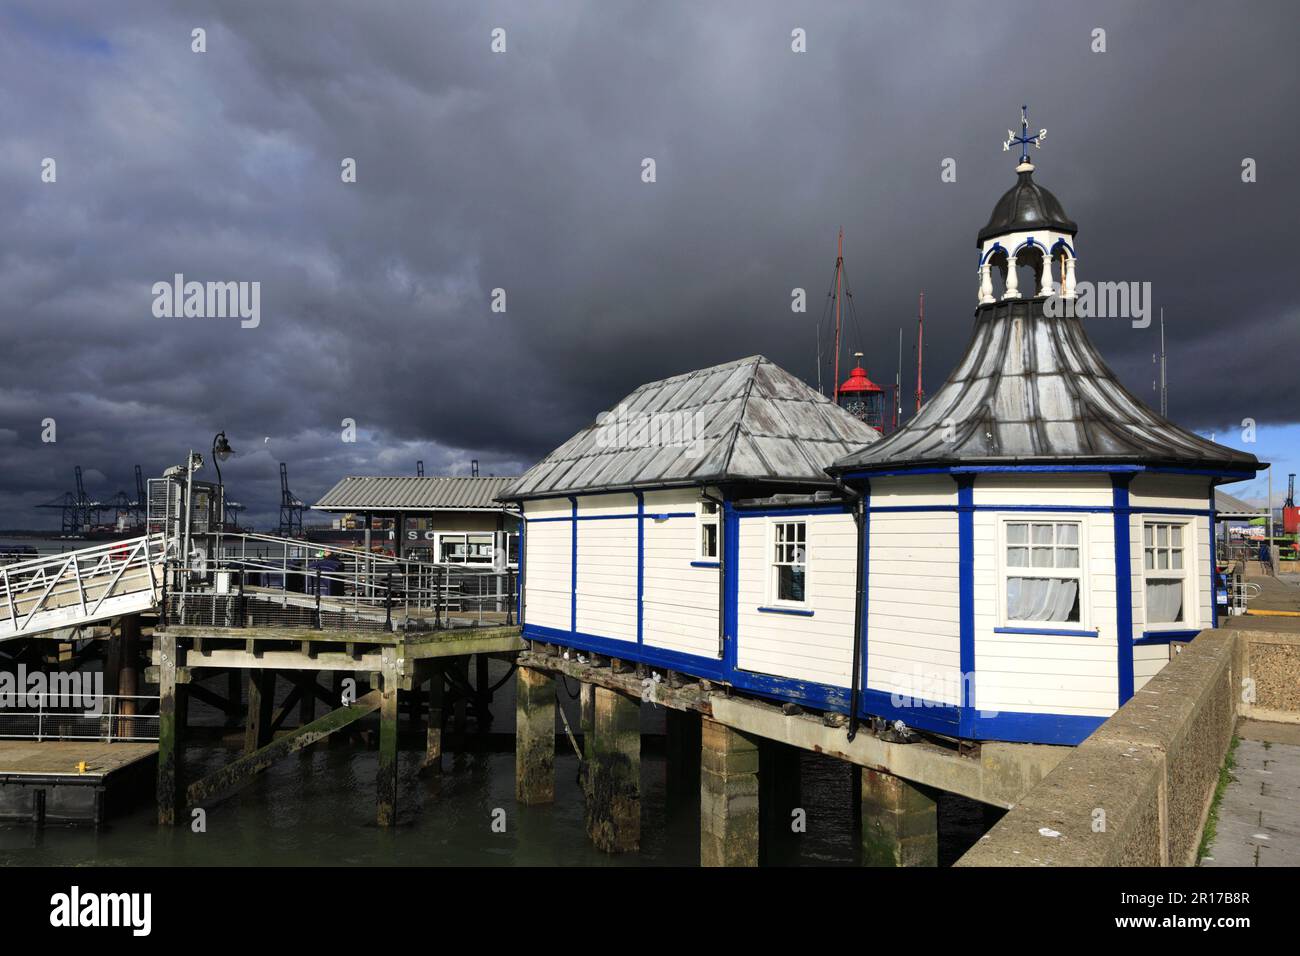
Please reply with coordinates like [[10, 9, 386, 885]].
[[244, 670, 274, 754], [377, 649, 400, 826], [585, 685, 641, 853], [156, 632, 180, 826], [423, 663, 445, 773], [515, 666, 556, 804], [699, 718, 759, 867], [860, 769, 938, 867]]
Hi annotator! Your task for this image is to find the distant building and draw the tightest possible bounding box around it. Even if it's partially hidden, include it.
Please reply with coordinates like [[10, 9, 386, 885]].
[[313, 475, 519, 566]]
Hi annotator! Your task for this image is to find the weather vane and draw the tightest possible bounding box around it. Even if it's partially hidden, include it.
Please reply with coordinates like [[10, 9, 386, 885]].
[[1003, 104, 1047, 164]]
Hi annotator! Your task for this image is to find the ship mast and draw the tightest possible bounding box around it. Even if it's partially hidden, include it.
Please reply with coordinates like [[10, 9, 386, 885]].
[[832, 228, 844, 403], [914, 291, 925, 412]]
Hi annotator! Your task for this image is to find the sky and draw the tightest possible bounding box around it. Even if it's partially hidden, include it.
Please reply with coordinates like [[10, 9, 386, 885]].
[[2, 0, 1297, 530]]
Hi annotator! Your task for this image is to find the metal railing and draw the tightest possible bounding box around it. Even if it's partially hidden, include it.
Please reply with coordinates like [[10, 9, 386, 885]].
[[0, 534, 165, 639], [0, 693, 160, 742], [162, 532, 518, 632]]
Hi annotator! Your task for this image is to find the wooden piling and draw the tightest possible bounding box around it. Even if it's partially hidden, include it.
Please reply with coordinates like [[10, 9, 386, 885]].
[[156, 632, 180, 826], [585, 685, 640, 853], [859, 769, 938, 867], [377, 648, 400, 826], [244, 670, 274, 754], [700, 718, 759, 867], [514, 666, 555, 804], [423, 662, 445, 773]]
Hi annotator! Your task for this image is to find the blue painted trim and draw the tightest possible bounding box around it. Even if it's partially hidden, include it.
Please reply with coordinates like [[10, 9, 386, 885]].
[[859, 480, 871, 722], [838, 464, 1258, 482], [689, 560, 720, 569], [956, 475, 976, 737], [525, 626, 1102, 745], [1209, 486, 1219, 629], [1137, 629, 1200, 645], [757, 605, 814, 617], [523, 510, 694, 523], [524, 624, 726, 680], [968, 710, 1103, 745], [635, 491, 645, 646], [722, 500, 740, 673], [736, 504, 850, 518], [869, 504, 959, 513], [569, 495, 578, 635], [995, 626, 1098, 638], [732, 667, 850, 711], [1113, 475, 1135, 706], [864, 503, 1215, 516]]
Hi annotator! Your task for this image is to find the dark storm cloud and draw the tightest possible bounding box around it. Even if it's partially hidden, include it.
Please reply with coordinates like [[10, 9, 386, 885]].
[[1, 0, 1297, 528]]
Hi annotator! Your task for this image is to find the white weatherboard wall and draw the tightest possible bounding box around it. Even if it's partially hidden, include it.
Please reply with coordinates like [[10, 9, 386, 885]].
[[574, 493, 638, 644], [735, 511, 857, 688], [522, 498, 572, 632], [642, 490, 720, 660], [973, 475, 1119, 717], [866, 476, 962, 706]]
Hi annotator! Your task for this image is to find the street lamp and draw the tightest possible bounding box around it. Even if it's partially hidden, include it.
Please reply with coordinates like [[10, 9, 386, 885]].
[[211, 432, 234, 560]]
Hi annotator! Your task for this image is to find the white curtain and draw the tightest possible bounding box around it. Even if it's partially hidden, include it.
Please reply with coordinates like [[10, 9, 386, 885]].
[[1146, 579, 1184, 623], [1007, 576, 1078, 622]]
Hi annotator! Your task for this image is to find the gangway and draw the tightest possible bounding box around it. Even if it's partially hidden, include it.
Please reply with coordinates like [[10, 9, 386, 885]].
[[0, 534, 165, 641]]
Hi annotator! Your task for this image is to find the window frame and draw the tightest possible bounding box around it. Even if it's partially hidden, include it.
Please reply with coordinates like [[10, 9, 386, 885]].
[[995, 515, 1092, 632], [697, 499, 720, 562], [767, 518, 810, 609], [1141, 518, 1196, 630]]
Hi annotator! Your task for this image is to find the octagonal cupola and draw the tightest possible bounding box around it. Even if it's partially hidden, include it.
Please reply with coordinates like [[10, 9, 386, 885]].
[[976, 106, 1079, 305]]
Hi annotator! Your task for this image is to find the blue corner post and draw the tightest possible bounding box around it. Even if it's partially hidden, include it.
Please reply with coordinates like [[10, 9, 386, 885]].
[[956, 475, 976, 737], [1112, 474, 1135, 705]]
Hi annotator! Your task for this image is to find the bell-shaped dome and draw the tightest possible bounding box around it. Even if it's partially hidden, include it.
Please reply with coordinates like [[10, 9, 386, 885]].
[[977, 168, 1077, 246]]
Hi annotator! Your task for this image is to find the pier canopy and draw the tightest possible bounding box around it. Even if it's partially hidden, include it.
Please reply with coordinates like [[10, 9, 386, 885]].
[[313, 475, 519, 564], [498, 355, 880, 500], [316, 475, 516, 512]]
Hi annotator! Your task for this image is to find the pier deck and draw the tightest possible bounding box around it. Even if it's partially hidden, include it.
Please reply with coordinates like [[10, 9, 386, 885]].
[[0, 740, 157, 826]]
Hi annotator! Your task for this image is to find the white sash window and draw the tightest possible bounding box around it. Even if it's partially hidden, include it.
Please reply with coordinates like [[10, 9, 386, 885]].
[[1001, 519, 1084, 624], [1144, 521, 1189, 626]]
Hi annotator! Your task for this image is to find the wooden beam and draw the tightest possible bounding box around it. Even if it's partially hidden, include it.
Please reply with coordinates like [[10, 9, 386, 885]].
[[187, 690, 382, 808]]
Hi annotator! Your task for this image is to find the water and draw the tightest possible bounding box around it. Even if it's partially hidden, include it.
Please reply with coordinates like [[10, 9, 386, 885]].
[[0, 673, 992, 866]]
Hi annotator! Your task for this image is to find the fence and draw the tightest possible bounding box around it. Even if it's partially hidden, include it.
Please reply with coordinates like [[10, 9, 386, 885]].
[[161, 533, 518, 632], [0, 693, 160, 742]]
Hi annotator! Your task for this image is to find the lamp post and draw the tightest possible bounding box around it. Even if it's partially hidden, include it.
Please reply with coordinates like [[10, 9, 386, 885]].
[[211, 431, 234, 561]]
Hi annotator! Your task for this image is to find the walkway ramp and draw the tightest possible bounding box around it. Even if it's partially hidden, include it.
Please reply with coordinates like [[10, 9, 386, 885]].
[[0, 535, 164, 641]]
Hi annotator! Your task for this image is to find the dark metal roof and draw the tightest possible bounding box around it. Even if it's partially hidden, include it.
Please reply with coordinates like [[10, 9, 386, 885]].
[[977, 169, 1077, 245], [313, 476, 518, 512], [500, 355, 881, 500], [831, 299, 1261, 475]]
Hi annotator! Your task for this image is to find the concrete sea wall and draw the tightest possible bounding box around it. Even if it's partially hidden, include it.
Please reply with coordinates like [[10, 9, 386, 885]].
[[957, 621, 1300, 866]]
